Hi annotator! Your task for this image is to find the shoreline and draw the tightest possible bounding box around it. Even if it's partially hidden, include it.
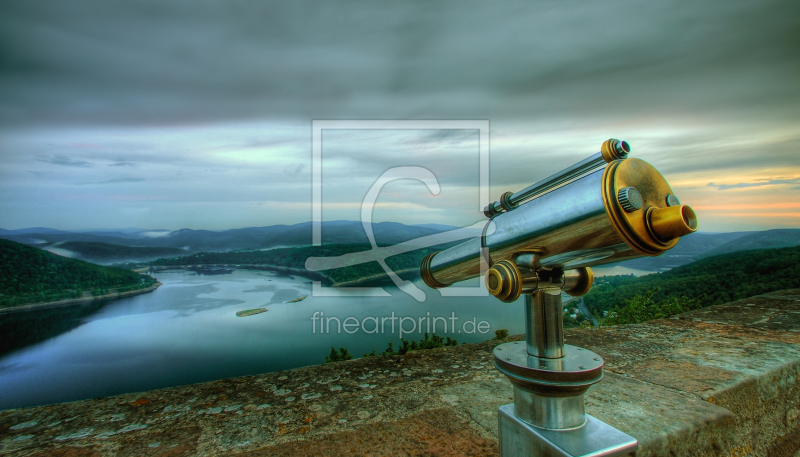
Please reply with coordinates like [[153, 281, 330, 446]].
[[0, 281, 162, 315], [330, 267, 420, 287], [152, 264, 420, 288], [152, 264, 334, 285]]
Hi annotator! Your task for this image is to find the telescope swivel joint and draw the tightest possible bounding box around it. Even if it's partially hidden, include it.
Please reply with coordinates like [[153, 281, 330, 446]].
[[485, 260, 594, 303]]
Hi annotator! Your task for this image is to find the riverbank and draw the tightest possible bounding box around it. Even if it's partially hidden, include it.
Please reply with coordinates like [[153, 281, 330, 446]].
[[0, 281, 162, 315], [329, 267, 419, 287]]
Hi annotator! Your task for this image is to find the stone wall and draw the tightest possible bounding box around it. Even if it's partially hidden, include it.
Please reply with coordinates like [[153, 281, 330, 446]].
[[2, 289, 800, 456]]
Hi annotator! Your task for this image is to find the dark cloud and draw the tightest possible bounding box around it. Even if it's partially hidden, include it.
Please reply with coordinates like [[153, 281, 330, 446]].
[[35, 154, 92, 167], [637, 130, 800, 177], [0, 1, 797, 231], [0, 0, 798, 126], [319, 129, 480, 189], [411, 130, 480, 145], [708, 178, 800, 190]]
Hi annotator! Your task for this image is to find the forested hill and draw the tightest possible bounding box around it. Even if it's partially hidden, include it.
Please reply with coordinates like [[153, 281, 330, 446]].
[[150, 243, 453, 285], [0, 239, 154, 309], [698, 229, 800, 258], [584, 244, 800, 317], [55, 241, 186, 264]]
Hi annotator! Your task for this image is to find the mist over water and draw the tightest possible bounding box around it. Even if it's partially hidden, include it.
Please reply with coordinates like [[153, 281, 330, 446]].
[[0, 269, 523, 410]]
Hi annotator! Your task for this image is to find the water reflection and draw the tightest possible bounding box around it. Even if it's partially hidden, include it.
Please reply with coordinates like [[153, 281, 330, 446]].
[[0, 301, 111, 356], [0, 269, 523, 411]]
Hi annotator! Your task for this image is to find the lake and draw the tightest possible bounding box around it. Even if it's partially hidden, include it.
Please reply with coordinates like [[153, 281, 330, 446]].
[[590, 264, 654, 277], [0, 269, 524, 411]]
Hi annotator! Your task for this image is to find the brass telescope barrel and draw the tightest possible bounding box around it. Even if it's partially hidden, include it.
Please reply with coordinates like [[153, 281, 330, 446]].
[[483, 139, 630, 217], [420, 139, 698, 293], [419, 138, 693, 455]]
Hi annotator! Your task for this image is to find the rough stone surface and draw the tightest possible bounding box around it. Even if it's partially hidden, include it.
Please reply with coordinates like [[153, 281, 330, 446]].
[[2, 289, 800, 456]]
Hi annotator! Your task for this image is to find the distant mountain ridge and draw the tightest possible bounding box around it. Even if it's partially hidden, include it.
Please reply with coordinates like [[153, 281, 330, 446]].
[[0, 227, 71, 235], [0, 221, 455, 265], [2, 223, 798, 270], [698, 229, 800, 258], [602, 230, 790, 272]]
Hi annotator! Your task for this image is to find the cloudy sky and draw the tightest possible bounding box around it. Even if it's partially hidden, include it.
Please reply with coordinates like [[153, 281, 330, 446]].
[[0, 0, 798, 232]]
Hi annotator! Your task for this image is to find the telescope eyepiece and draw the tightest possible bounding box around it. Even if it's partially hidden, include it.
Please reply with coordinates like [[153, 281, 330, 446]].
[[647, 205, 698, 242]]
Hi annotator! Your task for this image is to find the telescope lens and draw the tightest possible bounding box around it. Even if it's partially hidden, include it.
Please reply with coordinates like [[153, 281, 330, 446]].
[[602, 138, 631, 162], [682, 205, 698, 230]]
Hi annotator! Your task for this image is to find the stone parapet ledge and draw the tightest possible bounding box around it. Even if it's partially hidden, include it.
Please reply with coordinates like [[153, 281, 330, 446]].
[[2, 289, 800, 456]]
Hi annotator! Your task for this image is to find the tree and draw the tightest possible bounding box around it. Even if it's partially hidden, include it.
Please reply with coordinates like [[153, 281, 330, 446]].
[[603, 288, 703, 326], [325, 347, 353, 363], [493, 329, 509, 340]]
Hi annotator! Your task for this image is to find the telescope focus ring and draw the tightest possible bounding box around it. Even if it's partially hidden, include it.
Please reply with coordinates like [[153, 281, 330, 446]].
[[485, 260, 522, 303], [420, 252, 448, 289], [618, 187, 643, 212]]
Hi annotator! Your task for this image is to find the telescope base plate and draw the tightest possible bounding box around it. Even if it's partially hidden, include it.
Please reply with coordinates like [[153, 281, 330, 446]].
[[498, 404, 638, 457], [494, 342, 604, 395]]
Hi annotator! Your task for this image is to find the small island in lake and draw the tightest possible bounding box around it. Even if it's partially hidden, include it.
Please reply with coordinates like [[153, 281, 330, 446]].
[[286, 295, 308, 303], [235, 308, 268, 317]]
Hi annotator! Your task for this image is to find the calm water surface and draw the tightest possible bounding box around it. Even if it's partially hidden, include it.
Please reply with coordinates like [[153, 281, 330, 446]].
[[0, 269, 524, 410], [591, 265, 653, 277]]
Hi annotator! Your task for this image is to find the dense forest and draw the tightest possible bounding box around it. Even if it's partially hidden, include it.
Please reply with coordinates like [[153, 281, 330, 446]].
[[602, 288, 704, 325], [0, 239, 155, 308], [584, 244, 800, 319], [150, 242, 456, 284]]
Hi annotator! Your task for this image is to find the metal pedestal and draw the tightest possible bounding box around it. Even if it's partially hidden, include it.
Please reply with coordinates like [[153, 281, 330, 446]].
[[499, 406, 637, 457], [494, 291, 638, 457]]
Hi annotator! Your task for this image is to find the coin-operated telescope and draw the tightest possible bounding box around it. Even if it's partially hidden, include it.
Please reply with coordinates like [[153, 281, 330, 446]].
[[420, 139, 697, 457]]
